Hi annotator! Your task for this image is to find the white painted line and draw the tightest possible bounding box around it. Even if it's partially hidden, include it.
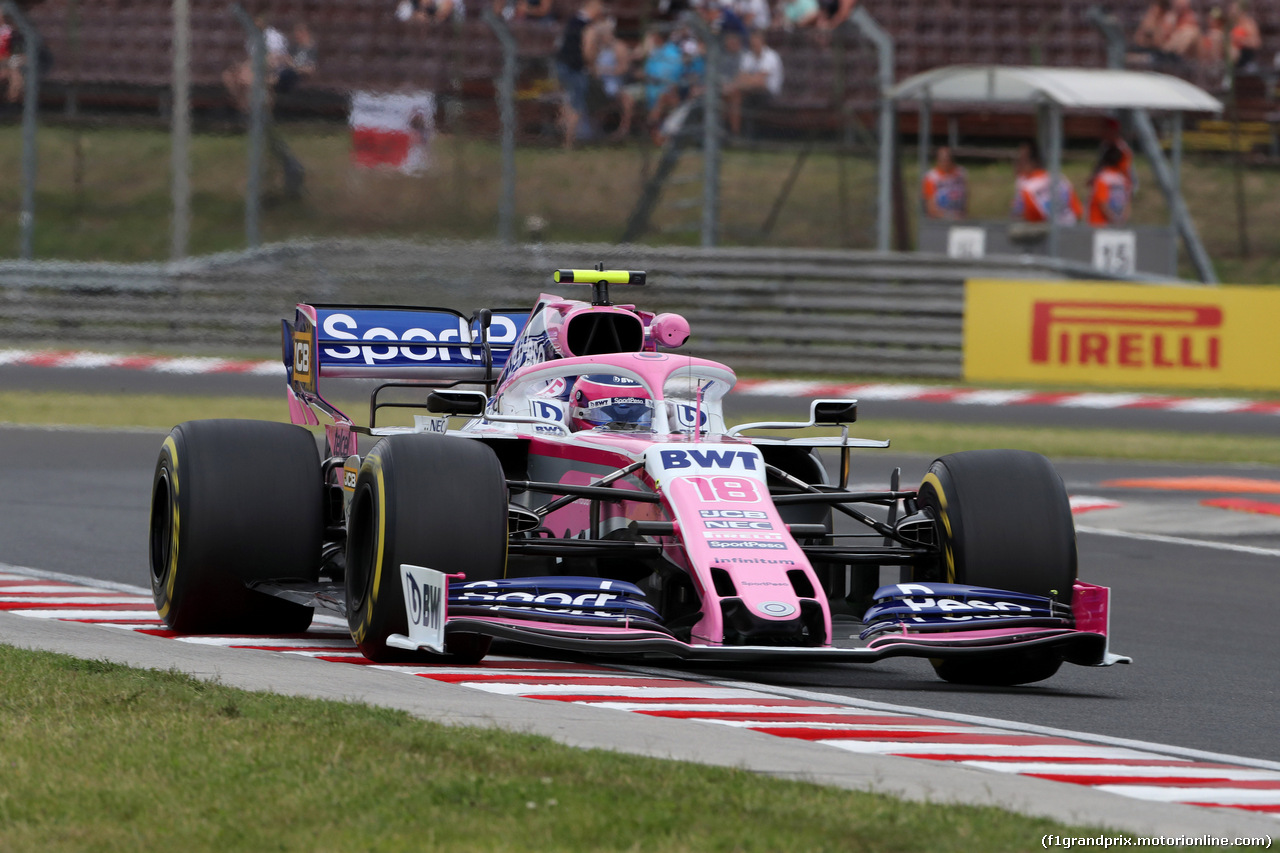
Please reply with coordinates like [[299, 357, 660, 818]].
[[59, 353, 130, 369], [0, 584, 102, 594], [823, 742, 1161, 759], [1058, 393, 1148, 409], [1077, 526, 1280, 558], [1166, 398, 1252, 413], [697, 719, 992, 732], [953, 390, 1034, 405], [0, 595, 153, 605], [581, 702, 888, 715], [630, 670, 1280, 772], [1096, 785, 1280, 805], [962, 762, 1280, 781], [8, 609, 163, 620], [836, 383, 932, 400], [0, 562, 152, 596], [739, 381, 827, 396], [0, 349, 34, 365], [152, 357, 231, 374], [461, 684, 768, 698], [175, 636, 356, 648]]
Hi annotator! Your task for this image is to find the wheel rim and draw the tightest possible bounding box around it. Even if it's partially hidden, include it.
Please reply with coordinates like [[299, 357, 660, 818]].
[[149, 470, 173, 587], [346, 484, 377, 616]]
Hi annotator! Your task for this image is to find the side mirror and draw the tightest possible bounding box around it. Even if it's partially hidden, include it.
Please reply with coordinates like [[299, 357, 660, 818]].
[[812, 399, 857, 425], [649, 313, 690, 348], [427, 390, 487, 416]]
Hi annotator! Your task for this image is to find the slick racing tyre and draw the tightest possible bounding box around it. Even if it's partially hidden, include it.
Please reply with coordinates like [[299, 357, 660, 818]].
[[915, 449, 1077, 686], [150, 419, 323, 634], [345, 435, 508, 662]]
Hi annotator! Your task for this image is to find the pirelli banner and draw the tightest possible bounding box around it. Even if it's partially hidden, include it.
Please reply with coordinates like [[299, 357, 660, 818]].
[[964, 280, 1280, 391]]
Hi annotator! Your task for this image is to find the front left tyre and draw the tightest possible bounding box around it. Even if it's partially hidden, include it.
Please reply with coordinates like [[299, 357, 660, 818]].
[[344, 434, 508, 662], [149, 419, 323, 634]]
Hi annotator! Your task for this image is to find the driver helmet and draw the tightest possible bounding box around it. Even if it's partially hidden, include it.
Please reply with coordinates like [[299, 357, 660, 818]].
[[568, 374, 654, 432]]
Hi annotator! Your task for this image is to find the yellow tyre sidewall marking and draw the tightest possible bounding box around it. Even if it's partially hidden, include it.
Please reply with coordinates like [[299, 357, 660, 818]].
[[920, 471, 956, 584], [354, 451, 387, 645]]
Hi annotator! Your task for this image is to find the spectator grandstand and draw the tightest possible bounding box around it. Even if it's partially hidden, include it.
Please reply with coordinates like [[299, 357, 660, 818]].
[[13, 0, 1280, 140]]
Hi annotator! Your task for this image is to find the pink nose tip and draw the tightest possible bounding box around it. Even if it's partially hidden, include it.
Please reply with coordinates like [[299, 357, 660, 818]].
[[650, 313, 691, 348]]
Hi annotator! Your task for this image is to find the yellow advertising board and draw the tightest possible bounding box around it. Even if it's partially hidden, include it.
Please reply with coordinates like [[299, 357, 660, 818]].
[[964, 280, 1280, 391]]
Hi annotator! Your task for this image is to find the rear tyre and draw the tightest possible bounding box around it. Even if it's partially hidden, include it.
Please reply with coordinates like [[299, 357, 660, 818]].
[[149, 419, 322, 634], [915, 449, 1076, 686], [345, 435, 507, 662]]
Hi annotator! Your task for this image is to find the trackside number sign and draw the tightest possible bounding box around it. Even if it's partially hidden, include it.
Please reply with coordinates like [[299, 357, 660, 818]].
[[964, 279, 1280, 391]]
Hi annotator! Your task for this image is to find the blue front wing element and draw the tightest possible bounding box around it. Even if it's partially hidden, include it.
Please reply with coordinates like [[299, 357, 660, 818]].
[[859, 582, 1073, 640], [448, 577, 665, 631]]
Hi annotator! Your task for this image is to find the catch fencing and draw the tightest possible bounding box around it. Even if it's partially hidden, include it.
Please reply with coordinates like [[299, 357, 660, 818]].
[[0, 241, 1129, 378]]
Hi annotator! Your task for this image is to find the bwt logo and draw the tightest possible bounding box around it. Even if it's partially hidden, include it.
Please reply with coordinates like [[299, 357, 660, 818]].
[[1030, 301, 1222, 370], [659, 449, 759, 471], [405, 574, 442, 630]]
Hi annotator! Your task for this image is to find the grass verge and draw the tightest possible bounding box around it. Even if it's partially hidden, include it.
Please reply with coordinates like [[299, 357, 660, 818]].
[[2, 390, 1278, 465], [0, 644, 1155, 853]]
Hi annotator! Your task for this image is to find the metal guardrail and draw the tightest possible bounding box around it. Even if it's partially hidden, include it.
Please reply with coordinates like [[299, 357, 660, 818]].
[[0, 241, 1141, 378]]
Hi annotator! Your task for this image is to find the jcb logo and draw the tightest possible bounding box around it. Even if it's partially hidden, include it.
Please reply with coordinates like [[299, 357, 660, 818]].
[[343, 469, 358, 490], [294, 340, 311, 376]]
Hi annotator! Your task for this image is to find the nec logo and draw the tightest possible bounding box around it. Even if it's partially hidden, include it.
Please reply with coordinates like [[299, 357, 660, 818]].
[[659, 449, 759, 471], [1031, 301, 1222, 370], [704, 520, 773, 530]]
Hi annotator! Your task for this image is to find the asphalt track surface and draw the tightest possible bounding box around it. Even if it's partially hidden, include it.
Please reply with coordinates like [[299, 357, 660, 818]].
[[5, 361, 1280, 435], [4, 415, 1279, 763]]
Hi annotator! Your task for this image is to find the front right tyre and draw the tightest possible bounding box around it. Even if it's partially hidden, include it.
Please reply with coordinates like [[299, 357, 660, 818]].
[[915, 449, 1077, 686]]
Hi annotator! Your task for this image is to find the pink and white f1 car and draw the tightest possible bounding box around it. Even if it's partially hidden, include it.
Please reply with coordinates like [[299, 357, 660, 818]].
[[149, 268, 1129, 685]]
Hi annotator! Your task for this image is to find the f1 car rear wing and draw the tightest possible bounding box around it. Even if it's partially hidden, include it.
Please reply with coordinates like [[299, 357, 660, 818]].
[[284, 304, 529, 390]]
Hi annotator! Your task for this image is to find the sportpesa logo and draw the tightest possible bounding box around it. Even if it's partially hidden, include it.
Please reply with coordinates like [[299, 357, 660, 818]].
[[318, 310, 523, 366]]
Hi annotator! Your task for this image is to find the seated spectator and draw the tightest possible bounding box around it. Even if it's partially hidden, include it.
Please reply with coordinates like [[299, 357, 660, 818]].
[[724, 29, 782, 137], [492, 0, 556, 24], [1088, 145, 1132, 227], [816, 0, 858, 33], [922, 146, 968, 220], [1092, 117, 1136, 194], [1201, 7, 1227, 64], [730, 0, 770, 31], [593, 18, 635, 139], [776, 0, 820, 31], [0, 15, 21, 104], [1011, 141, 1083, 226], [555, 0, 603, 149], [643, 28, 686, 140], [396, 0, 458, 25], [1162, 0, 1201, 59], [1228, 0, 1261, 71], [694, 0, 749, 39], [222, 17, 291, 114], [1133, 0, 1173, 49], [274, 23, 317, 95]]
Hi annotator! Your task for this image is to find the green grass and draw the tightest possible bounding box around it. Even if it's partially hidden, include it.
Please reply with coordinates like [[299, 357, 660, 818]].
[[0, 644, 1168, 853], [4, 123, 1280, 282], [4, 390, 1278, 465]]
